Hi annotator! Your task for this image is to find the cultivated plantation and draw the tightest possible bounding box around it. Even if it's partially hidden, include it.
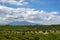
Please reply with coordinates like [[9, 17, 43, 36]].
[[0, 25, 60, 40]]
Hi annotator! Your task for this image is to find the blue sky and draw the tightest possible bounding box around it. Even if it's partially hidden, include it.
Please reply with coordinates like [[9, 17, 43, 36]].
[[0, 0, 60, 25], [0, 0, 59, 11], [27, 0, 59, 11]]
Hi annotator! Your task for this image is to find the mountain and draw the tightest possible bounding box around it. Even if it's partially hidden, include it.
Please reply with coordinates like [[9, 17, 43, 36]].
[[9, 21, 36, 25]]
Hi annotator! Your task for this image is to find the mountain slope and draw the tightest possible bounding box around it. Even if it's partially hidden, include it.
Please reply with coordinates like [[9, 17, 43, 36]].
[[9, 21, 36, 25]]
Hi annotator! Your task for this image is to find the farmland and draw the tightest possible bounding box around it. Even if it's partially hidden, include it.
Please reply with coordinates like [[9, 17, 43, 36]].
[[0, 25, 60, 40]]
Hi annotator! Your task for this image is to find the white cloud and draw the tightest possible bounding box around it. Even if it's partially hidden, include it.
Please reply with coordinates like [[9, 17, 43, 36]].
[[0, 5, 60, 25], [0, 0, 29, 6]]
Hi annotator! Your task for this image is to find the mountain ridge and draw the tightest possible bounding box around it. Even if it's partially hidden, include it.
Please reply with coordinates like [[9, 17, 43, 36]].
[[9, 21, 36, 25]]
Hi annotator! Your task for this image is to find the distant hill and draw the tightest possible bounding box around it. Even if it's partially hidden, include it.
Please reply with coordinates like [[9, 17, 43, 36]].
[[9, 21, 36, 25]]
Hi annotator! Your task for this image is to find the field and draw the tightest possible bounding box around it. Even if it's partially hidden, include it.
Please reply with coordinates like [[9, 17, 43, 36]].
[[0, 25, 60, 40]]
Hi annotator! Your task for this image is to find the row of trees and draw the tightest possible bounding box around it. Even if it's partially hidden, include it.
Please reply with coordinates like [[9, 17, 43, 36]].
[[0, 25, 60, 31]]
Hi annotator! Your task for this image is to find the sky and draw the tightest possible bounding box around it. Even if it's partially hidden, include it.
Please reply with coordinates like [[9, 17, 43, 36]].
[[0, 0, 60, 25]]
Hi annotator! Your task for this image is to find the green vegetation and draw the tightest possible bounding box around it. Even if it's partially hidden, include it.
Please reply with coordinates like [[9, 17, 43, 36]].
[[0, 32, 60, 40], [0, 25, 60, 40], [0, 25, 60, 30]]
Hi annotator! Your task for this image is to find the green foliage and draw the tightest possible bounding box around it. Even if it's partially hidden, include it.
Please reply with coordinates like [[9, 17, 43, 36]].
[[0, 31, 60, 40], [0, 25, 60, 31], [0, 25, 60, 40]]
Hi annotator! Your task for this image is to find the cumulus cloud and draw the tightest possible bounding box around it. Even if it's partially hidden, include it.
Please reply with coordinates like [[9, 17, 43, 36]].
[[0, 0, 29, 5], [0, 5, 60, 25]]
